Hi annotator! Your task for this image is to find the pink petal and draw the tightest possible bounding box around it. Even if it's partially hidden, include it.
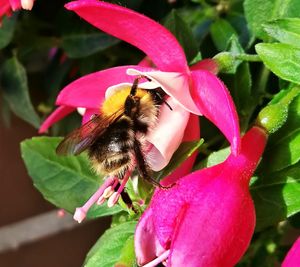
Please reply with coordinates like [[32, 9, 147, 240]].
[[191, 70, 241, 155], [0, 1, 11, 17], [127, 68, 200, 114], [146, 97, 190, 171], [190, 59, 219, 75], [56, 65, 152, 109], [135, 208, 166, 266], [65, 0, 188, 73], [282, 237, 300, 267], [167, 179, 255, 267], [39, 106, 75, 133], [151, 126, 267, 253], [9, 0, 21, 10], [160, 114, 200, 186]]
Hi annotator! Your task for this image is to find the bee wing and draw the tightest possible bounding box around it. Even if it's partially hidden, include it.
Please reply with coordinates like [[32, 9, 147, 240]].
[[56, 109, 124, 156]]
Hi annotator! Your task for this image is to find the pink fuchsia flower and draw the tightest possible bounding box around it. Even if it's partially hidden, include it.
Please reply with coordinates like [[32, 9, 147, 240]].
[[135, 126, 268, 267], [282, 237, 300, 267], [0, 0, 35, 21], [39, 0, 240, 221]]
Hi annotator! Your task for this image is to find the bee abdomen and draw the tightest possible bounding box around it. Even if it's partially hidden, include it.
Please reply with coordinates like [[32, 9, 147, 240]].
[[88, 118, 135, 177]]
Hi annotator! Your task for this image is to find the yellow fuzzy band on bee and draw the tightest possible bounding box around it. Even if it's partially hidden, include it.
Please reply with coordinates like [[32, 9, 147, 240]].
[[101, 87, 150, 116]]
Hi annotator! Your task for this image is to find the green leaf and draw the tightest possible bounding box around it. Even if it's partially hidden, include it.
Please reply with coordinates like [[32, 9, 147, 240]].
[[84, 221, 137, 267], [251, 163, 300, 231], [21, 137, 121, 218], [0, 15, 17, 49], [258, 94, 300, 173], [164, 10, 199, 63], [233, 62, 253, 119], [210, 18, 237, 51], [263, 18, 300, 48], [194, 147, 230, 170], [154, 139, 204, 181], [255, 43, 300, 84], [115, 236, 136, 267], [0, 57, 40, 128], [62, 32, 119, 58], [244, 0, 300, 40]]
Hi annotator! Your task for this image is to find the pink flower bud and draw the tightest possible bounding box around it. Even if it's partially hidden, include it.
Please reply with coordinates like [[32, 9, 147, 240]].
[[135, 127, 267, 267]]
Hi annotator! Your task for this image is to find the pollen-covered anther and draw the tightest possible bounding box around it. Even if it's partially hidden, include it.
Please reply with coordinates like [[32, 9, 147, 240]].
[[97, 195, 106, 205], [107, 192, 120, 208], [102, 186, 114, 198], [21, 0, 35, 10]]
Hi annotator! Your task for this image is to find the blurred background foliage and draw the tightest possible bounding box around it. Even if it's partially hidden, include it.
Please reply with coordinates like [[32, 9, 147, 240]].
[[1, 0, 300, 266]]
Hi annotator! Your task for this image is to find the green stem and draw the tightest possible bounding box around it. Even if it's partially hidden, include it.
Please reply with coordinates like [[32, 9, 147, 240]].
[[235, 54, 262, 62]]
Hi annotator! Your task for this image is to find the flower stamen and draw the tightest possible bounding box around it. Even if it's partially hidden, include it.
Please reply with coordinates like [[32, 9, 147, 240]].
[[107, 170, 131, 207], [142, 250, 170, 267]]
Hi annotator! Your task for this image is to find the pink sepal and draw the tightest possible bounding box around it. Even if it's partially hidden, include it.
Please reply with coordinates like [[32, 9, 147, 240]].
[[65, 0, 188, 73], [191, 70, 240, 155]]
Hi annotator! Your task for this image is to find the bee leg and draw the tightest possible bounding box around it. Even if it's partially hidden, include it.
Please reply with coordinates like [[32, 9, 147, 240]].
[[133, 139, 172, 190]]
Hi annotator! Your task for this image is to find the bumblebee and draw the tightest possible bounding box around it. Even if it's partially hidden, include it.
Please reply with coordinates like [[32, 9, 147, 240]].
[[56, 77, 171, 189]]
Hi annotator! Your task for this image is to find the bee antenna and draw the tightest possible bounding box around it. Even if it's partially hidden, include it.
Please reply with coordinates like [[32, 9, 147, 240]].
[[163, 99, 173, 111], [130, 75, 148, 96]]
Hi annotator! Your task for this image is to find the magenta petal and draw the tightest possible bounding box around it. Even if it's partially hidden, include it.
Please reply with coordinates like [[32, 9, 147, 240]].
[[0, 1, 11, 17], [56, 65, 152, 109], [191, 70, 240, 155], [135, 208, 166, 266], [167, 181, 255, 267], [39, 106, 75, 133], [65, 0, 188, 73], [9, 0, 21, 10], [135, 127, 267, 266], [282, 237, 300, 267]]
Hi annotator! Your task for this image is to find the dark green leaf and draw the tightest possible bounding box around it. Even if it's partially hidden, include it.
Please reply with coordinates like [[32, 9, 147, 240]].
[[0, 15, 17, 49], [244, 0, 300, 40], [62, 32, 119, 58], [21, 137, 121, 218], [251, 163, 300, 231], [234, 62, 253, 118], [263, 18, 300, 48], [164, 10, 199, 63], [210, 19, 237, 51], [259, 94, 300, 173], [84, 221, 137, 267], [154, 139, 204, 181], [255, 43, 300, 84], [0, 57, 40, 128]]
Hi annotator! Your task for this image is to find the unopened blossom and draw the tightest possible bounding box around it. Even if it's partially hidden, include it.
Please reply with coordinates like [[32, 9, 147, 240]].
[[39, 0, 240, 222], [282, 237, 300, 267], [0, 0, 35, 21], [135, 126, 267, 267]]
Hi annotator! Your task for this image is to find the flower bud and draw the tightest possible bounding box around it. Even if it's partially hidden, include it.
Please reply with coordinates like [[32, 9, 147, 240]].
[[256, 103, 288, 134]]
